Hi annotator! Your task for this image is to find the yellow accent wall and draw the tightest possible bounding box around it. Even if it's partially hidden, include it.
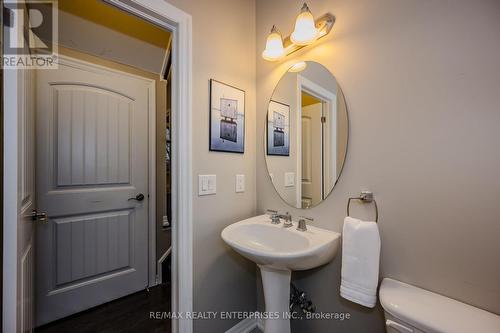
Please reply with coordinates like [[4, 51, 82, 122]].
[[301, 91, 321, 107], [59, 0, 170, 49]]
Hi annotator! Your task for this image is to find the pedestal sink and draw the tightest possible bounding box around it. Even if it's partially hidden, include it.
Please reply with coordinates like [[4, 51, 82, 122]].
[[221, 215, 341, 333]]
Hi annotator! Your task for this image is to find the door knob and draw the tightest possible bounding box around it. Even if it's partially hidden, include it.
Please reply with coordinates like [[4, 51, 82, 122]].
[[128, 193, 145, 202], [31, 209, 48, 222]]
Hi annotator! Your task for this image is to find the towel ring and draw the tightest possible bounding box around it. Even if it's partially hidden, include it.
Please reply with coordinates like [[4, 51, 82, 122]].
[[347, 191, 378, 223]]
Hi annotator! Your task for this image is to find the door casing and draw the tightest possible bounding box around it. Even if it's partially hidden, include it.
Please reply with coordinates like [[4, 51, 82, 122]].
[[3, 0, 193, 332], [296, 75, 337, 208]]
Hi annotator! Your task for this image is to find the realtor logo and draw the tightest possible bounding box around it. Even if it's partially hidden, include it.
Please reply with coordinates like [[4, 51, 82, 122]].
[[3, 0, 58, 69]]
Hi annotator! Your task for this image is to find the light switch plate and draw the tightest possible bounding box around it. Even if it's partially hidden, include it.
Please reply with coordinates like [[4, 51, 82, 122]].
[[199, 175, 216, 196], [284, 172, 295, 187], [235, 174, 245, 193]]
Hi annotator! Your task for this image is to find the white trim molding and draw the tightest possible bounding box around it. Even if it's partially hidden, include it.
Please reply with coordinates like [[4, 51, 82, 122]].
[[147, 64, 158, 288], [103, 1, 193, 333], [3, 47, 22, 333], [225, 317, 261, 333], [156, 246, 172, 284], [296, 74, 337, 207], [257, 318, 264, 331]]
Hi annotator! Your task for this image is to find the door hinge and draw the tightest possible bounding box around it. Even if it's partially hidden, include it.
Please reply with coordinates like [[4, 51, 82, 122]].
[[321, 116, 326, 123]]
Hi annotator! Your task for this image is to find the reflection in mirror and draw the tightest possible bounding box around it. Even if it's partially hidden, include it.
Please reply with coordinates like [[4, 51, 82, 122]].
[[265, 61, 348, 209]]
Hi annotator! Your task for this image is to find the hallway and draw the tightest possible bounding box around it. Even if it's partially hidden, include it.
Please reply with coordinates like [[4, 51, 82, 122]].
[[36, 284, 171, 333]]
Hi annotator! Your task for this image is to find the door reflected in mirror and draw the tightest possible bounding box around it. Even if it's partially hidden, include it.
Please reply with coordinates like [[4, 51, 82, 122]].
[[265, 61, 348, 209]]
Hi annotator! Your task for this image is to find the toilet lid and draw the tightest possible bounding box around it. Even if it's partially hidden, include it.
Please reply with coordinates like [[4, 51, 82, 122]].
[[379, 278, 500, 333]]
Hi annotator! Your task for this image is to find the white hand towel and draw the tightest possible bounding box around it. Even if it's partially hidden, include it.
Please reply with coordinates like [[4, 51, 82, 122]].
[[340, 216, 381, 308]]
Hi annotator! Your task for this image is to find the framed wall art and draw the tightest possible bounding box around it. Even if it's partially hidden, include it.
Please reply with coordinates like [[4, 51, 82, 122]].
[[267, 100, 290, 156], [209, 79, 245, 153]]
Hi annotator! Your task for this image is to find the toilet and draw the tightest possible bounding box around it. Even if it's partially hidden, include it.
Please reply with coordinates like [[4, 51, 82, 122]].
[[379, 278, 500, 333]]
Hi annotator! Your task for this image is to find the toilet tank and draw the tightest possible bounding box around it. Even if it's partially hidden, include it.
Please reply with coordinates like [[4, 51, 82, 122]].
[[379, 278, 500, 333]]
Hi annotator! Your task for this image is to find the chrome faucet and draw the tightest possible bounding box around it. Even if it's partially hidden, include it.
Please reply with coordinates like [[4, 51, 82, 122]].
[[266, 210, 293, 226], [279, 212, 293, 228], [297, 216, 314, 231], [266, 209, 281, 224]]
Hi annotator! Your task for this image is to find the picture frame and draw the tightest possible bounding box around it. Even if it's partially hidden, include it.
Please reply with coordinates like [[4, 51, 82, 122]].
[[267, 100, 290, 156], [209, 79, 245, 154]]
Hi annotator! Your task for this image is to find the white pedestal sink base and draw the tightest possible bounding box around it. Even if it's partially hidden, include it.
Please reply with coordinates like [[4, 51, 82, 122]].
[[222, 216, 341, 332], [259, 266, 291, 333]]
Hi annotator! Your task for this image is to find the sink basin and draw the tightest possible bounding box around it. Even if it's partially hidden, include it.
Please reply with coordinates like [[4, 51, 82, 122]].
[[222, 215, 340, 270], [221, 214, 341, 333]]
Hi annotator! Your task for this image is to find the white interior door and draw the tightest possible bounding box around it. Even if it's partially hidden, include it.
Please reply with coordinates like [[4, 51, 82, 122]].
[[301, 103, 323, 207], [35, 57, 153, 326]]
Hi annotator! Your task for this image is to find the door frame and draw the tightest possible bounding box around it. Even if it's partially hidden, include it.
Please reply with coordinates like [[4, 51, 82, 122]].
[[296, 75, 337, 208], [3, 45, 26, 333], [102, 2, 193, 333], [3, 1, 193, 332], [0, 0, 4, 328]]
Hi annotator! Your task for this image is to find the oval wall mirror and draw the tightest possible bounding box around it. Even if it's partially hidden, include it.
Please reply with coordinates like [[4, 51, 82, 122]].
[[265, 61, 349, 209]]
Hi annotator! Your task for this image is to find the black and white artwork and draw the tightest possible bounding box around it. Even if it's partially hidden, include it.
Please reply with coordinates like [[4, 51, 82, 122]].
[[210, 79, 245, 153], [267, 100, 290, 156]]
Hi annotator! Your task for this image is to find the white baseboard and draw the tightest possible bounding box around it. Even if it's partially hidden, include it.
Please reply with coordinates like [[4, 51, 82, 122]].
[[257, 318, 264, 331], [225, 317, 259, 333], [156, 246, 172, 283]]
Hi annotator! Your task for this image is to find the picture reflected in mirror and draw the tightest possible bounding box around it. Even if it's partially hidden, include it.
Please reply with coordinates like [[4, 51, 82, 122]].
[[265, 61, 348, 209]]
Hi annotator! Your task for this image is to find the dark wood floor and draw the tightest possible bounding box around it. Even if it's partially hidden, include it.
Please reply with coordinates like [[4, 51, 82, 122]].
[[36, 284, 171, 333]]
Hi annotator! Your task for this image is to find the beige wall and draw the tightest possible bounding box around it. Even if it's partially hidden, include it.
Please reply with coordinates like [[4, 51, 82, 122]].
[[57, 1, 500, 332], [256, 0, 500, 331], [165, 0, 257, 332]]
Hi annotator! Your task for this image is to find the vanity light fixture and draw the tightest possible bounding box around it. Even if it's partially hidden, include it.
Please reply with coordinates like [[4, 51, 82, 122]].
[[262, 25, 286, 61], [290, 3, 319, 45], [261, 3, 335, 62], [288, 61, 307, 72]]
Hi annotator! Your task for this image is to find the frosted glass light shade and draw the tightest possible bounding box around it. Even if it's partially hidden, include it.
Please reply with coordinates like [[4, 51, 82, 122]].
[[288, 61, 307, 72], [290, 3, 319, 46], [262, 26, 285, 61]]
